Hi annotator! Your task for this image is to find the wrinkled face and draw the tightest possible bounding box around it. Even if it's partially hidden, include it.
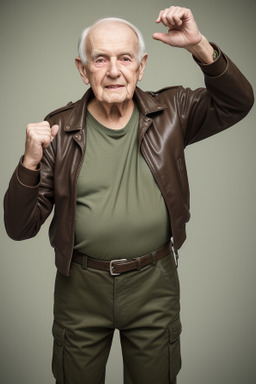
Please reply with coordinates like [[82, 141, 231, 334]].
[[81, 22, 147, 106]]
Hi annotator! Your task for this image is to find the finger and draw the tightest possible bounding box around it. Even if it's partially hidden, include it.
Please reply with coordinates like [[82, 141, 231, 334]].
[[50, 124, 59, 139], [152, 32, 170, 45], [27, 121, 51, 129], [157, 6, 178, 22], [172, 7, 192, 26], [157, 6, 187, 28], [42, 125, 59, 148], [156, 9, 164, 23], [42, 132, 54, 148], [156, 9, 171, 27], [26, 126, 51, 141], [170, 13, 183, 27]]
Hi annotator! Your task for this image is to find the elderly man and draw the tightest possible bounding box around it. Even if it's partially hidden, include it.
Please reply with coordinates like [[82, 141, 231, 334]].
[[4, 5, 254, 384]]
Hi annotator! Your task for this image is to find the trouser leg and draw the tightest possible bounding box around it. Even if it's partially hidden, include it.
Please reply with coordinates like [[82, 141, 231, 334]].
[[52, 263, 115, 384], [116, 253, 181, 384]]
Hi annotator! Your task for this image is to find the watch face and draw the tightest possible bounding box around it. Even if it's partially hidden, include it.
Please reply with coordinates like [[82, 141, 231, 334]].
[[213, 49, 218, 61]]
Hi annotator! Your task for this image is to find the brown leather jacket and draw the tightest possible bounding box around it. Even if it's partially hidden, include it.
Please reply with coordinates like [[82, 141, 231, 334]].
[[4, 46, 254, 275]]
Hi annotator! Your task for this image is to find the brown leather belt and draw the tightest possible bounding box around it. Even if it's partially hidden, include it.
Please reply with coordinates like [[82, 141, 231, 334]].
[[72, 241, 172, 276]]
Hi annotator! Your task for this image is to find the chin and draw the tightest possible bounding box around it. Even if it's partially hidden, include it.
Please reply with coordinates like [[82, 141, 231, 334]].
[[105, 96, 128, 104]]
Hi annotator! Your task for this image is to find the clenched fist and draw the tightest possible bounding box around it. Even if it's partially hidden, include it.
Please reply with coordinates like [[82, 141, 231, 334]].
[[153, 6, 214, 64], [23, 121, 59, 170]]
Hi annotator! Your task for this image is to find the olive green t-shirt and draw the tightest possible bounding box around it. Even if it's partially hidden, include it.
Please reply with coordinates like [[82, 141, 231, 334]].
[[74, 104, 170, 260]]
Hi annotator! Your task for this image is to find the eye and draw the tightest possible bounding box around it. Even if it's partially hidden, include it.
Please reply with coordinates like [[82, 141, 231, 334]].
[[95, 57, 107, 65], [121, 56, 132, 62]]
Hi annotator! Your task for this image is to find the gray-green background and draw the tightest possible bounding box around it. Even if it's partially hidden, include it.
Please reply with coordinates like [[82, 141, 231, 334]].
[[1, 0, 255, 383]]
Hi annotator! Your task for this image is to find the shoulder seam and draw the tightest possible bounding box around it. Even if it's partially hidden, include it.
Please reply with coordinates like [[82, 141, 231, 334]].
[[44, 101, 74, 121], [146, 86, 179, 97]]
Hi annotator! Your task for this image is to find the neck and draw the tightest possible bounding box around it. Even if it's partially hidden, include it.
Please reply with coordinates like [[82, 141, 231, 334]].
[[88, 98, 135, 129]]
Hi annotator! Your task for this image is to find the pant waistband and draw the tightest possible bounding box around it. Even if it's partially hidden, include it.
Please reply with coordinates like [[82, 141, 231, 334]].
[[72, 241, 172, 276]]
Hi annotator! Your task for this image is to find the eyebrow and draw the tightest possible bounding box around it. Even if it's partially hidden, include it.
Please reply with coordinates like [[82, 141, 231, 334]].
[[91, 51, 136, 60]]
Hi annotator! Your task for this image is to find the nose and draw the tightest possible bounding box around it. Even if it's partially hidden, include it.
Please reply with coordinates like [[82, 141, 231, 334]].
[[107, 58, 121, 78]]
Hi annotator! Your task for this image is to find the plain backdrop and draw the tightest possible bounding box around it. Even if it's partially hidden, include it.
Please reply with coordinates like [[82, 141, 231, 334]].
[[1, 0, 255, 383]]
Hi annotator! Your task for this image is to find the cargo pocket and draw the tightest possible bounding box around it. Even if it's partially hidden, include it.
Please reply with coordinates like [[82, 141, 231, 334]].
[[168, 316, 182, 382], [52, 321, 66, 384]]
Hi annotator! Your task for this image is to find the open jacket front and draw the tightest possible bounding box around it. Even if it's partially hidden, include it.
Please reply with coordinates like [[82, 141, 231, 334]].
[[4, 46, 254, 275]]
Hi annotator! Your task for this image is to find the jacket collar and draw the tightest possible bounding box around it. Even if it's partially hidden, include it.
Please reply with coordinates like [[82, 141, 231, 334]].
[[134, 86, 167, 115], [64, 86, 167, 133], [64, 88, 93, 133]]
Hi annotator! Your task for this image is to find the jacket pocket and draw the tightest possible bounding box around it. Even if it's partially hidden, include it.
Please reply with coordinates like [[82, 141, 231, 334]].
[[52, 321, 66, 383], [168, 316, 182, 382]]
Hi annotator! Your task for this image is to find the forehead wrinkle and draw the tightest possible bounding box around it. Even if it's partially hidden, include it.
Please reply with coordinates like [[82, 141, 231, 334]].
[[86, 22, 139, 60], [91, 49, 137, 60]]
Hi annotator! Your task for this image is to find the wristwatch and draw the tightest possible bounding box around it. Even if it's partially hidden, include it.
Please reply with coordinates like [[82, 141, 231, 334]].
[[213, 49, 218, 61]]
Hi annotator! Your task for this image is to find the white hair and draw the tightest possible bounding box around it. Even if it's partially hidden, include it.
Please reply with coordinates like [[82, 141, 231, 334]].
[[77, 17, 146, 65]]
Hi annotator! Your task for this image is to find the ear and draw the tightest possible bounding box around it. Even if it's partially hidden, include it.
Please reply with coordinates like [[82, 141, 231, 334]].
[[138, 53, 148, 82], [75, 56, 90, 85]]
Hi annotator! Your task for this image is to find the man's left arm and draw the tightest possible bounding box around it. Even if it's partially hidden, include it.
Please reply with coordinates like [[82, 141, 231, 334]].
[[153, 6, 254, 144]]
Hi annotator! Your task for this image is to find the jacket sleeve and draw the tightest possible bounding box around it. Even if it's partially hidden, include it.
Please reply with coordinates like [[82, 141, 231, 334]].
[[178, 44, 254, 146], [3, 140, 56, 241]]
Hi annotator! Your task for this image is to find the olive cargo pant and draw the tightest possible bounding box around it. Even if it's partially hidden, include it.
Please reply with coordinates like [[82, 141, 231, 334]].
[[52, 252, 181, 384]]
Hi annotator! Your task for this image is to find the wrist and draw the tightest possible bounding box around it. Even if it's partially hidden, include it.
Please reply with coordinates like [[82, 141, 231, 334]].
[[186, 35, 214, 64], [23, 155, 40, 171]]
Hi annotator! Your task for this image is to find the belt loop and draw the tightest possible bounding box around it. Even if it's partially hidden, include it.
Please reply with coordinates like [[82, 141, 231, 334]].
[[151, 250, 156, 266], [136, 257, 142, 271], [82, 255, 88, 270]]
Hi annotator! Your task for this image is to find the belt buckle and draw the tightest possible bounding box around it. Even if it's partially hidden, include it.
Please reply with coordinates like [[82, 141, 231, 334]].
[[109, 259, 127, 276]]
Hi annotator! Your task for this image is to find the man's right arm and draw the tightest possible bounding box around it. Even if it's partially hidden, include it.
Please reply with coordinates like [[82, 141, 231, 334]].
[[4, 121, 59, 240]]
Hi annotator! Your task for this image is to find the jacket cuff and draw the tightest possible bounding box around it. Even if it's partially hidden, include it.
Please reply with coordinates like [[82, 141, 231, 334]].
[[193, 43, 228, 77], [17, 157, 41, 187]]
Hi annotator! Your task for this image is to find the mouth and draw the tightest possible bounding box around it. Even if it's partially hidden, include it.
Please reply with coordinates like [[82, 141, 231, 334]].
[[105, 85, 124, 90]]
